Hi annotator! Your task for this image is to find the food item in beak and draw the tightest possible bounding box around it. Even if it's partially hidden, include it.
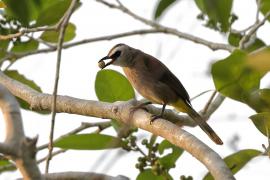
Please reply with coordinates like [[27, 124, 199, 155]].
[[98, 60, 106, 69]]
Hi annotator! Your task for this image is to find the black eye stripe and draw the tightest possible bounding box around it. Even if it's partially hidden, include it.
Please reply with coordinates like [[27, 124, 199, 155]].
[[112, 51, 121, 59]]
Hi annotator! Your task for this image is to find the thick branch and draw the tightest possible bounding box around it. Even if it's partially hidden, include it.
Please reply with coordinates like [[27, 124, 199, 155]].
[[0, 71, 223, 127], [0, 84, 42, 180], [42, 172, 129, 180], [0, 72, 234, 179]]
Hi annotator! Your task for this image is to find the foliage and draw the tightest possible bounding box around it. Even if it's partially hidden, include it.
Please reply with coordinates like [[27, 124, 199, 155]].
[[95, 69, 135, 133], [0, 0, 269, 179], [194, 0, 233, 32], [40, 23, 76, 43], [0, 159, 15, 174], [95, 69, 135, 103], [2, 0, 72, 27], [135, 137, 183, 179], [250, 112, 270, 137], [260, 0, 270, 21], [228, 32, 266, 52], [153, 0, 178, 20], [55, 133, 125, 150]]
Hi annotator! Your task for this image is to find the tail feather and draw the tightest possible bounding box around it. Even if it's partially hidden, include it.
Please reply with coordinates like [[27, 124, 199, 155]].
[[188, 108, 223, 145], [172, 99, 223, 145]]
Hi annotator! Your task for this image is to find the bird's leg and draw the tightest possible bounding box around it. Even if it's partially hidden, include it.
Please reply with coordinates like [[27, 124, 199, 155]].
[[129, 101, 152, 118], [150, 104, 166, 124]]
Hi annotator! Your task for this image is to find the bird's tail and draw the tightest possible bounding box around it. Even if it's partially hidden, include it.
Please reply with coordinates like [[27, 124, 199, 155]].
[[172, 99, 223, 145]]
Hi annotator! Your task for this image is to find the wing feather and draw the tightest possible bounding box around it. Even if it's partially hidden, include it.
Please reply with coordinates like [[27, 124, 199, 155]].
[[142, 51, 191, 103]]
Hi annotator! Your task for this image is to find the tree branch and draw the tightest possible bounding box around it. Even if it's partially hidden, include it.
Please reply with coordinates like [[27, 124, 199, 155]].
[[0, 70, 223, 128], [95, 0, 234, 52], [0, 84, 42, 179], [239, 10, 270, 49], [46, 0, 79, 173], [0, 26, 56, 41], [0, 72, 234, 179], [38, 121, 111, 151], [0, 122, 112, 173], [0, 0, 78, 41], [42, 172, 129, 180]]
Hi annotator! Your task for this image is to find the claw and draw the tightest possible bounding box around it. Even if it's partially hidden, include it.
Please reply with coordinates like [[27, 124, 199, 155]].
[[150, 114, 163, 124]]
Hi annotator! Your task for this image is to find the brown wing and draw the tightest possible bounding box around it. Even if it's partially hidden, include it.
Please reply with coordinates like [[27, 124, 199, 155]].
[[141, 51, 191, 103]]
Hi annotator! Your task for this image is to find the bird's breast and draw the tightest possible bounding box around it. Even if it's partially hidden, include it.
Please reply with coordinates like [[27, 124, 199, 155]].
[[123, 67, 164, 104]]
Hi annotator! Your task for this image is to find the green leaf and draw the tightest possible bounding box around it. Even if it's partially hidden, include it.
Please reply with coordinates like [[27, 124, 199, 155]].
[[0, 159, 15, 174], [54, 133, 125, 150], [4, 70, 41, 92], [203, 149, 261, 180], [35, 0, 72, 26], [95, 69, 135, 103], [250, 112, 270, 137], [40, 23, 76, 43], [245, 38, 266, 52], [154, 0, 177, 20], [260, 0, 270, 21], [158, 139, 173, 154], [211, 50, 261, 102], [194, 0, 233, 32], [228, 32, 242, 47], [246, 47, 270, 74], [158, 140, 183, 169], [11, 39, 39, 53], [2, 0, 42, 26], [0, 160, 10, 166], [95, 69, 135, 133], [247, 89, 270, 112], [137, 169, 165, 180]]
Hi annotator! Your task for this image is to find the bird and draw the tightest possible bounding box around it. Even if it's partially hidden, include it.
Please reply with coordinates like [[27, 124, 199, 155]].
[[98, 43, 223, 145]]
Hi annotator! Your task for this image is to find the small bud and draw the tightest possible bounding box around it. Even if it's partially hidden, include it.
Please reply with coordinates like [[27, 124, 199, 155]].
[[141, 139, 148, 145]]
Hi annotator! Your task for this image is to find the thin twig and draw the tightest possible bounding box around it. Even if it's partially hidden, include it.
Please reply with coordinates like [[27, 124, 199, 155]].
[[0, 122, 111, 173], [202, 91, 217, 114], [25, 34, 55, 49], [1, 29, 168, 63], [256, 0, 261, 22], [45, 0, 78, 173], [230, 1, 262, 35], [38, 121, 111, 151], [39, 149, 67, 164], [135, 144, 147, 157], [190, 89, 214, 101], [0, 25, 57, 41], [239, 10, 270, 49]]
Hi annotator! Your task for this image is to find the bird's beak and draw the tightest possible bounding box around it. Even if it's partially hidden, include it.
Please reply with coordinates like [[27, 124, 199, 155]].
[[98, 56, 115, 69]]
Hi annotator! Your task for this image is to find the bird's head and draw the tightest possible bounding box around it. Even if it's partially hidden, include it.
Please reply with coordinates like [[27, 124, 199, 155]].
[[98, 43, 133, 69]]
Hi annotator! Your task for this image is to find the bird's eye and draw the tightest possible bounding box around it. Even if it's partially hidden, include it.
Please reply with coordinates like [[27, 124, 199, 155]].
[[112, 50, 121, 59]]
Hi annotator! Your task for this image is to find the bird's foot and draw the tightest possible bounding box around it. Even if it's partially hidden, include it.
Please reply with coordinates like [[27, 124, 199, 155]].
[[129, 101, 152, 118], [150, 114, 163, 124]]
